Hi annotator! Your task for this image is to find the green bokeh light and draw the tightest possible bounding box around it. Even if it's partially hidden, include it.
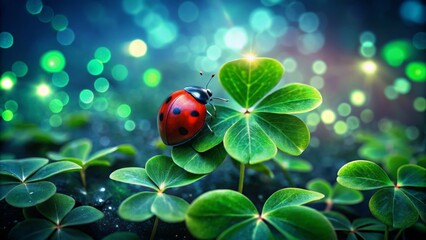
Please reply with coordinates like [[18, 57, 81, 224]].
[[321, 109, 336, 124], [111, 64, 128, 81], [359, 31, 376, 44], [94, 47, 112, 63], [79, 89, 94, 104], [306, 112, 320, 126], [49, 114, 62, 127], [51, 14, 69, 31], [384, 85, 398, 100], [310, 76, 324, 89], [5, 100, 18, 112], [405, 62, 426, 82], [12, 61, 28, 77], [312, 60, 327, 75], [413, 97, 426, 112], [224, 27, 248, 50], [56, 91, 70, 105], [93, 97, 108, 111], [117, 104, 131, 118], [143, 68, 161, 87], [393, 78, 411, 94], [49, 99, 64, 113], [250, 8, 272, 32], [87, 59, 104, 76], [94, 77, 110, 93], [381, 40, 411, 67], [122, 0, 144, 15], [350, 90, 366, 106], [337, 103, 351, 117], [2, 110, 14, 121], [40, 50, 66, 73], [405, 126, 419, 141], [124, 120, 136, 131], [26, 0, 43, 14], [0, 32, 14, 49], [52, 71, 70, 87], [346, 116, 360, 130], [359, 41, 376, 58], [360, 109, 374, 123], [333, 121, 348, 135], [1, 72, 17, 90]]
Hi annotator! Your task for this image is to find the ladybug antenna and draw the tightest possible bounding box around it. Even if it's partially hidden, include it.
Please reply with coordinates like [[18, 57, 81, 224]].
[[199, 70, 203, 76], [205, 73, 215, 89]]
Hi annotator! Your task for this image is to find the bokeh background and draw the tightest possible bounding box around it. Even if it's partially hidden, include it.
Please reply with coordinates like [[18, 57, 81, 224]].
[[1, 0, 425, 238]]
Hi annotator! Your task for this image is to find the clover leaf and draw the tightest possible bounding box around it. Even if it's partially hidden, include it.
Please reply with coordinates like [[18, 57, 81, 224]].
[[307, 178, 363, 211], [8, 193, 103, 240], [337, 161, 426, 228], [186, 188, 336, 240], [110, 155, 204, 223], [324, 211, 385, 240], [0, 158, 80, 208], [273, 151, 312, 186], [48, 138, 136, 189]]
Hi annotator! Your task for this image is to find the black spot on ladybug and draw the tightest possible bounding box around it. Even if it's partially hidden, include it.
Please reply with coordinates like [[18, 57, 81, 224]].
[[190, 110, 200, 117], [165, 96, 172, 104], [179, 127, 188, 135], [173, 108, 181, 115], [159, 113, 164, 121]]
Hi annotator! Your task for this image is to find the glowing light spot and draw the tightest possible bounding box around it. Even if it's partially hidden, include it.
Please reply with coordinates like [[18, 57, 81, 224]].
[[224, 27, 248, 50], [93, 97, 108, 112], [306, 112, 320, 126], [147, 21, 178, 49], [250, 8, 273, 32], [359, 41, 376, 58], [49, 115, 62, 127], [393, 78, 411, 94], [52, 71, 69, 88], [111, 64, 128, 81], [2, 110, 14, 122], [346, 116, 360, 130], [5, 100, 18, 112], [337, 103, 351, 117], [413, 97, 426, 112], [384, 86, 398, 100], [405, 62, 426, 82], [87, 59, 104, 76], [56, 91, 69, 105], [0, 32, 14, 49], [79, 89, 94, 104], [312, 60, 327, 75], [400, 1, 425, 24], [299, 12, 319, 33], [381, 40, 412, 67], [117, 104, 131, 118], [282, 58, 297, 72], [56, 28, 75, 46], [334, 121, 348, 135], [36, 83, 51, 97], [49, 99, 64, 113], [40, 50, 66, 73], [245, 53, 256, 61], [26, 0, 43, 15], [124, 120, 136, 131], [360, 109, 374, 123], [37, 5, 54, 23], [128, 39, 147, 57], [94, 77, 109, 93], [360, 60, 377, 74], [350, 90, 366, 106], [51, 14, 69, 31], [206, 45, 222, 61], [122, 0, 144, 15], [12, 61, 28, 77], [412, 32, 426, 50], [405, 126, 419, 141], [1, 72, 17, 90], [321, 109, 336, 124], [178, 1, 199, 23], [143, 68, 161, 87], [95, 47, 112, 63], [359, 31, 376, 44]]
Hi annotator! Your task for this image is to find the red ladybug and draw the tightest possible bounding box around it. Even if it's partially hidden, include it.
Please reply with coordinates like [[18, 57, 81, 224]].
[[158, 73, 228, 146]]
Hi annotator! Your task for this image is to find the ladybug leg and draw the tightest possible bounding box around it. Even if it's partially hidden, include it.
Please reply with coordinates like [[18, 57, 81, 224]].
[[207, 110, 214, 124], [208, 102, 217, 117], [206, 122, 214, 133]]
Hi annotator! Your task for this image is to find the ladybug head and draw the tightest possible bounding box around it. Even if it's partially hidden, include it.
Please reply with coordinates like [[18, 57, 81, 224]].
[[184, 86, 212, 104]]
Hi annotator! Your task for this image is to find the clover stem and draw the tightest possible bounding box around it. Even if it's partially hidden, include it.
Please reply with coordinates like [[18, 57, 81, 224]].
[[281, 167, 295, 187], [80, 168, 87, 192], [325, 199, 333, 211], [150, 216, 159, 240], [238, 163, 245, 194], [393, 228, 404, 240], [384, 225, 389, 240]]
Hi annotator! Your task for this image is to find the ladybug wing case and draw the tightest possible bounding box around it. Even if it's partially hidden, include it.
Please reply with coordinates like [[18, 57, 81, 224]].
[[158, 90, 207, 146]]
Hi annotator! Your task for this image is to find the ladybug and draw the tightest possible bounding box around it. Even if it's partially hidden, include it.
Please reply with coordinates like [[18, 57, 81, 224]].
[[157, 72, 228, 146]]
